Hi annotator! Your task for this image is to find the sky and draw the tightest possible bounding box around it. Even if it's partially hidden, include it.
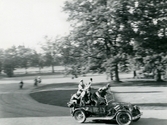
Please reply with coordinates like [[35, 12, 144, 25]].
[[0, 0, 71, 50]]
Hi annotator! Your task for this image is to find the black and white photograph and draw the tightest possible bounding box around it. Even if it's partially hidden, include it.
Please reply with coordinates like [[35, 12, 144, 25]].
[[0, 0, 167, 125]]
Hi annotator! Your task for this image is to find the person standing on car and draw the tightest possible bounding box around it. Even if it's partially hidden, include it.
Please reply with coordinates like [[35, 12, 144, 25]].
[[78, 79, 85, 92], [78, 79, 88, 105], [86, 78, 93, 91]]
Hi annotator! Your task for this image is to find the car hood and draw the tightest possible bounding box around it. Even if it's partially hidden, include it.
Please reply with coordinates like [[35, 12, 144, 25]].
[[109, 101, 133, 107]]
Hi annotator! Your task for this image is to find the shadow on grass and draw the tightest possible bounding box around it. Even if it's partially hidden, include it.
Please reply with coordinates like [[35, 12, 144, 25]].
[[30, 90, 74, 107], [29, 81, 167, 109], [33, 82, 78, 91], [30, 89, 167, 109], [33, 80, 167, 93], [30, 89, 97, 107]]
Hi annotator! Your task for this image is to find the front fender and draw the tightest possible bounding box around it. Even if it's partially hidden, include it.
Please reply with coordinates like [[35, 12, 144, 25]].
[[72, 108, 86, 116], [114, 109, 132, 119]]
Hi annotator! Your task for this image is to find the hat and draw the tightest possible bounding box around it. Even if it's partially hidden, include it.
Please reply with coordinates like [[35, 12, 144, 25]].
[[77, 91, 81, 94], [77, 91, 81, 95]]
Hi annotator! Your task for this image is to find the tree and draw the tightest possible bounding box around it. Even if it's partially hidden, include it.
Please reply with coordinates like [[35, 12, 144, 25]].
[[17, 46, 34, 74], [132, 0, 167, 50], [142, 53, 167, 81], [63, 0, 135, 81], [41, 36, 62, 73], [3, 46, 18, 77], [131, 0, 167, 81], [30, 50, 45, 73], [0, 49, 4, 74]]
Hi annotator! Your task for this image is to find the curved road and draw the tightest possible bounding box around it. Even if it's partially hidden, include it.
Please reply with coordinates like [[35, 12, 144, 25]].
[[0, 76, 167, 125], [0, 82, 69, 118]]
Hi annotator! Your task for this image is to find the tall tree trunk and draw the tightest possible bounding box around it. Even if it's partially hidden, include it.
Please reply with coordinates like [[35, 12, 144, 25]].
[[51, 65, 54, 73], [25, 68, 28, 74], [110, 71, 113, 80], [133, 70, 137, 78], [39, 67, 41, 73], [114, 64, 120, 82], [155, 69, 162, 81]]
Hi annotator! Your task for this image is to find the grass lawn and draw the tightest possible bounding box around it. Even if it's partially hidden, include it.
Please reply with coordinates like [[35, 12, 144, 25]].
[[30, 82, 99, 107], [30, 89, 76, 107], [29, 80, 167, 110]]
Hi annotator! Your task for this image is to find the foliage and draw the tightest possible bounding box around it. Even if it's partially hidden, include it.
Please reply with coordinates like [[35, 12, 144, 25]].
[[3, 59, 14, 77], [30, 50, 45, 72], [17, 46, 34, 72], [2, 46, 17, 77], [40, 36, 62, 73], [62, 0, 167, 82], [0, 46, 43, 77], [131, 0, 167, 52], [0, 49, 4, 74], [63, 0, 136, 81], [130, 0, 167, 81], [1, 0, 167, 80], [143, 53, 167, 81]]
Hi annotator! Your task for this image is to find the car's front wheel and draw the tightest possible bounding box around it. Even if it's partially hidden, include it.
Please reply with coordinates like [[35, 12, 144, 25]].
[[116, 112, 132, 125], [74, 110, 86, 123]]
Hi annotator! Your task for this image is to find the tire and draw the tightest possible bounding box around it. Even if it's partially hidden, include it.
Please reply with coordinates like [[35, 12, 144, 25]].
[[132, 109, 141, 122], [74, 110, 86, 123], [116, 112, 132, 125]]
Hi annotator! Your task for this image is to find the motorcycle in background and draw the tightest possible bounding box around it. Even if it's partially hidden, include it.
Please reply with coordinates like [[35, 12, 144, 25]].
[[34, 76, 42, 86], [19, 80, 24, 89]]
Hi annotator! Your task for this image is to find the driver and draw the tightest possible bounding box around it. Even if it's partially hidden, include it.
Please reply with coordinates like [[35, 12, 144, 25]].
[[96, 84, 111, 105]]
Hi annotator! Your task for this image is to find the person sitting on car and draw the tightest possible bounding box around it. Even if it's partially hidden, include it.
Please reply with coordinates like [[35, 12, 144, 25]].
[[70, 91, 81, 106], [84, 88, 92, 105]]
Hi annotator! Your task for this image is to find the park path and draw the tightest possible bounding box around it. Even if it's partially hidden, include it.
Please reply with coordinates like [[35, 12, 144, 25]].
[[0, 74, 112, 118], [0, 110, 167, 125], [0, 82, 69, 118]]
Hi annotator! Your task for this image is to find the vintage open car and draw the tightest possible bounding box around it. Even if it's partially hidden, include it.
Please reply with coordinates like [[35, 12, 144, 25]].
[[68, 92, 142, 125]]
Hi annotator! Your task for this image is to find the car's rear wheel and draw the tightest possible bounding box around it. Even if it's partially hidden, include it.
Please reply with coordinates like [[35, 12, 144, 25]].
[[116, 112, 132, 125], [74, 110, 86, 123]]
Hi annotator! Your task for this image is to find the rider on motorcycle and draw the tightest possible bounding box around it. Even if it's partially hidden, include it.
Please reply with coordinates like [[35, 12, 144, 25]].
[[37, 76, 41, 83], [19, 80, 24, 89]]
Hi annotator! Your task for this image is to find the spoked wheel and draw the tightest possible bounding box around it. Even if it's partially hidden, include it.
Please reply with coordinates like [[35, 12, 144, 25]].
[[116, 112, 132, 125], [74, 110, 86, 123]]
